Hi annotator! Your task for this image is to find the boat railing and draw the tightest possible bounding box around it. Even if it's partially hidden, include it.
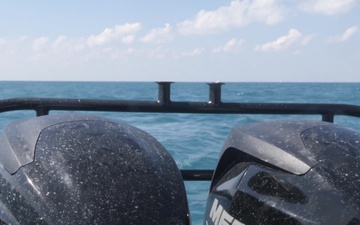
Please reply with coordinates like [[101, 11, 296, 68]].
[[1, 82, 360, 181]]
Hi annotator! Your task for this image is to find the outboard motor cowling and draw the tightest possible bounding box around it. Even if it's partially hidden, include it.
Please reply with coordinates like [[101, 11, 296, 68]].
[[0, 114, 189, 225], [204, 120, 360, 225]]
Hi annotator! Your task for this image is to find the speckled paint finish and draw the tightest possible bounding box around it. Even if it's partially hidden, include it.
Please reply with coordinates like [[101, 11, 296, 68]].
[[0, 115, 189, 224]]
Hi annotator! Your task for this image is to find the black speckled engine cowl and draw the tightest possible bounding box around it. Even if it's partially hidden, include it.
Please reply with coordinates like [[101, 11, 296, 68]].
[[204, 120, 360, 225], [0, 114, 189, 225]]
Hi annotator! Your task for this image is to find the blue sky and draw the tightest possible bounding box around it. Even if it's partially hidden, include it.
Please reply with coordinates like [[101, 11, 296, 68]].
[[0, 0, 359, 82]]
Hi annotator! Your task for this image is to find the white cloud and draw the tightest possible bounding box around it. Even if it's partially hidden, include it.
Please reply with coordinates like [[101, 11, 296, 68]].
[[147, 46, 169, 59], [181, 48, 204, 56], [177, 0, 285, 35], [301, 34, 316, 46], [32, 37, 49, 51], [19, 36, 28, 42], [50, 36, 90, 55], [74, 39, 87, 51], [124, 48, 136, 54], [121, 35, 135, 45], [255, 29, 314, 52], [52, 35, 67, 49], [87, 23, 141, 47], [0, 38, 11, 52], [342, 26, 359, 40], [213, 38, 245, 53], [0, 38, 6, 46], [326, 25, 359, 43], [141, 23, 173, 44], [299, 0, 357, 15], [1, 37, 28, 55]]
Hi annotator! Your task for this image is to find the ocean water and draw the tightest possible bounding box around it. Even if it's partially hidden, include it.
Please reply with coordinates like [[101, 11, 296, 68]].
[[0, 81, 360, 224]]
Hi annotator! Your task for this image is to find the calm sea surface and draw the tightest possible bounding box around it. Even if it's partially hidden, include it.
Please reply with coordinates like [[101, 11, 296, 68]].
[[1, 82, 360, 224]]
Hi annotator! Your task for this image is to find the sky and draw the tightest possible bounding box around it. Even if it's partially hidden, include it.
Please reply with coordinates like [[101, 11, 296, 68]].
[[0, 0, 359, 82]]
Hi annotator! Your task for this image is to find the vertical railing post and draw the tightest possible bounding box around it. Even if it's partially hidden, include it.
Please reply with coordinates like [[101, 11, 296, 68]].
[[157, 82, 173, 105], [36, 107, 49, 116], [208, 82, 224, 105], [322, 113, 334, 123]]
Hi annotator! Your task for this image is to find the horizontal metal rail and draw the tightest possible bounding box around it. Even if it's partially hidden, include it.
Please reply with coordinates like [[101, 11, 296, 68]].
[[1, 98, 360, 123], [0, 82, 360, 123], [181, 170, 213, 181], [1, 82, 360, 181]]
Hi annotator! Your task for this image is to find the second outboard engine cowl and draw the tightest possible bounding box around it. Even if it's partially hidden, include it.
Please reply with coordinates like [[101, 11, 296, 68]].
[[204, 120, 360, 225], [0, 114, 189, 225]]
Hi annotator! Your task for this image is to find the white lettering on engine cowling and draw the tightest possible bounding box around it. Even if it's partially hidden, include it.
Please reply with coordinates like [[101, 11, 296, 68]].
[[209, 198, 245, 225]]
